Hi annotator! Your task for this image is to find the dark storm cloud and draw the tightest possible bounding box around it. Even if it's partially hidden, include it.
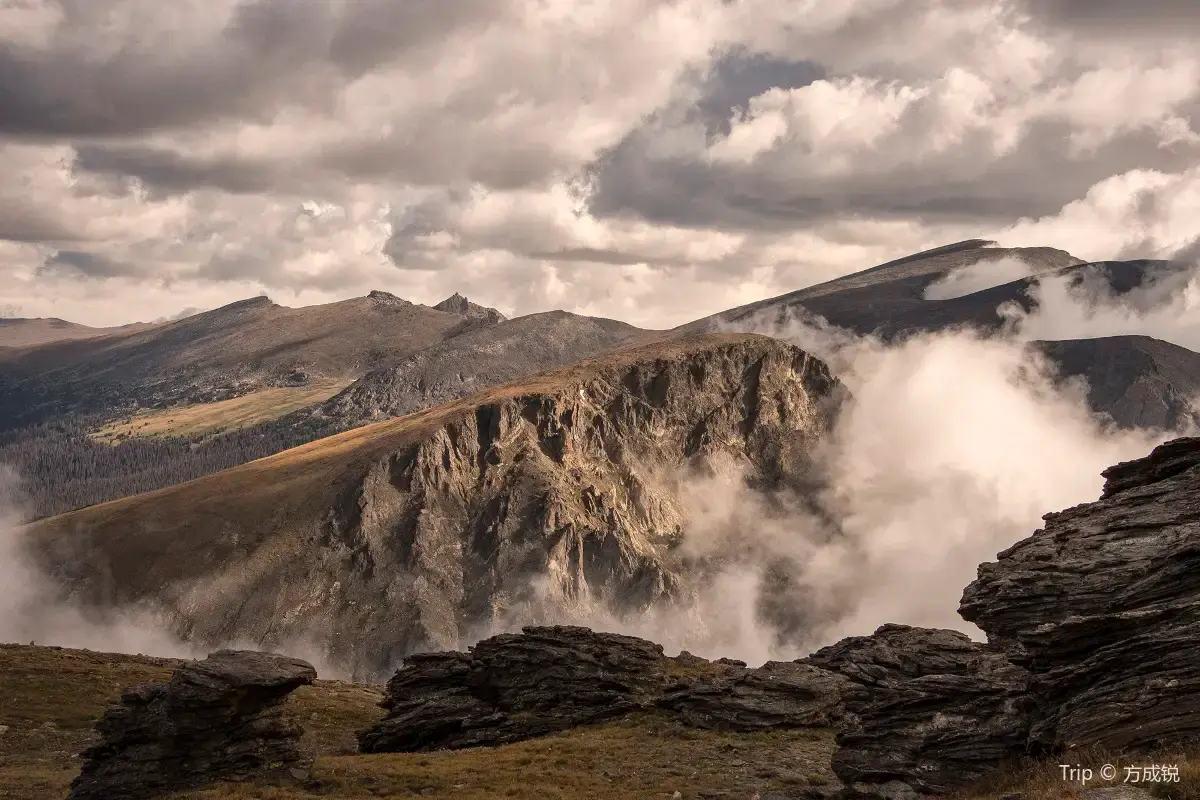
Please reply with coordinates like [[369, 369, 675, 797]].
[[586, 112, 1200, 232], [694, 52, 824, 138], [0, 200, 88, 244], [0, 0, 503, 138], [74, 144, 292, 196], [40, 250, 129, 278]]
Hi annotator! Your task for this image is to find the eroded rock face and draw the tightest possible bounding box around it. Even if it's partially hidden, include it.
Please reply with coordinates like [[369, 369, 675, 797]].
[[799, 625, 1033, 799], [960, 436, 1200, 752], [69, 650, 316, 800], [358, 626, 667, 752], [317, 335, 845, 678], [358, 625, 853, 753], [660, 653, 852, 731]]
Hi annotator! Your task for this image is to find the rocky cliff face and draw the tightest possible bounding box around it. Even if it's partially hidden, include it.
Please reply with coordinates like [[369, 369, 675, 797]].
[[314, 335, 845, 676], [27, 334, 845, 682], [960, 436, 1200, 752]]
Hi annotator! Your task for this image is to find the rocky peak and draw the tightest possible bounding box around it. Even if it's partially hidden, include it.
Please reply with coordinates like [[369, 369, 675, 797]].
[[1098, 435, 1200, 499], [434, 292, 507, 322], [367, 289, 411, 306]]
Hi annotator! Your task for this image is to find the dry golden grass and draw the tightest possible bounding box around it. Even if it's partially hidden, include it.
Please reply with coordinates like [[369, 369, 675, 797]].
[[951, 743, 1200, 800], [90, 380, 351, 443], [0, 642, 837, 800], [0, 643, 386, 800]]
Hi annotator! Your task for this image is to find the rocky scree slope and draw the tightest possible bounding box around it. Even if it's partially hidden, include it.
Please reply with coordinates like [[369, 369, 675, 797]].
[[312, 310, 650, 428], [25, 333, 846, 682]]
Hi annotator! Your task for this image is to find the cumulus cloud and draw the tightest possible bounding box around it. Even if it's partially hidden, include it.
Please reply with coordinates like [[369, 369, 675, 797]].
[[0, 0, 1198, 327]]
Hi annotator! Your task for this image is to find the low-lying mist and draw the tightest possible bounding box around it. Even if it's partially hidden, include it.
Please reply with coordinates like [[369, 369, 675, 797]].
[[486, 318, 1166, 665], [2, 254, 1197, 677], [0, 468, 348, 677]]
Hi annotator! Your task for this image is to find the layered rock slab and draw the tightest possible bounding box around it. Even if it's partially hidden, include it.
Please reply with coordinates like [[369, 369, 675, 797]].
[[69, 649, 316, 800], [358, 625, 853, 753], [799, 624, 1034, 799], [960, 436, 1200, 752]]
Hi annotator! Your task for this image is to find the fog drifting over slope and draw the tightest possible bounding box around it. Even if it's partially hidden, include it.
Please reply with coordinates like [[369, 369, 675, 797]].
[[495, 257, 1197, 665], [1005, 261, 1200, 350], [3, 255, 1199, 673]]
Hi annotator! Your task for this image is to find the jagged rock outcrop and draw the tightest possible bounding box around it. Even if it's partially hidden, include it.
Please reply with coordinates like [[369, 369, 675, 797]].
[[660, 652, 852, 731], [358, 625, 854, 753], [358, 626, 667, 752], [434, 292, 507, 322], [798, 625, 1034, 799], [68, 650, 316, 800], [960, 436, 1200, 752]]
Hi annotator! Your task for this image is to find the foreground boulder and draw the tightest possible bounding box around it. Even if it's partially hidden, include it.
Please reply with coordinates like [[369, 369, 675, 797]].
[[358, 626, 668, 752], [358, 625, 853, 752], [69, 649, 316, 800], [961, 436, 1200, 752], [660, 652, 851, 731], [800, 625, 1034, 799]]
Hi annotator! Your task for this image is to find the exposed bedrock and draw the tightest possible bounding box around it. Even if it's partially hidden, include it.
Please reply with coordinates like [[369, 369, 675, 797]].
[[960, 436, 1200, 752], [357, 625, 852, 753], [799, 625, 1034, 799], [68, 649, 316, 800]]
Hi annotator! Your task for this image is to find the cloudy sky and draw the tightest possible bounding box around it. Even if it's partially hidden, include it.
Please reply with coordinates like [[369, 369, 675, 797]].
[[2, 0, 1200, 328]]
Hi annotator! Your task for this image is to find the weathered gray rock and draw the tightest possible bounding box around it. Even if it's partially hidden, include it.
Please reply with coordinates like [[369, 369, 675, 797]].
[[800, 625, 1033, 799], [358, 625, 855, 753], [960, 436, 1200, 752], [660, 653, 852, 731], [358, 625, 667, 752], [69, 649, 316, 800]]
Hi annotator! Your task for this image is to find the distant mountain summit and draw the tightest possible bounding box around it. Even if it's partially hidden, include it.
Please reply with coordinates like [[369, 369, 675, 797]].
[[433, 292, 507, 322], [0, 317, 153, 348]]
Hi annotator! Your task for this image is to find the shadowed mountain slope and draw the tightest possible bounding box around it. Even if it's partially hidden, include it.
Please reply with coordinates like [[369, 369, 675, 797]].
[[22, 333, 844, 680], [675, 239, 1085, 338], [1035, 335, 1200, 432], [0, 291, 493, 431]]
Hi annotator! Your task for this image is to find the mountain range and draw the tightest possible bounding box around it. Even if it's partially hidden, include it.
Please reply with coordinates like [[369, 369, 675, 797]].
[[6, 239, 1200, 681]]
